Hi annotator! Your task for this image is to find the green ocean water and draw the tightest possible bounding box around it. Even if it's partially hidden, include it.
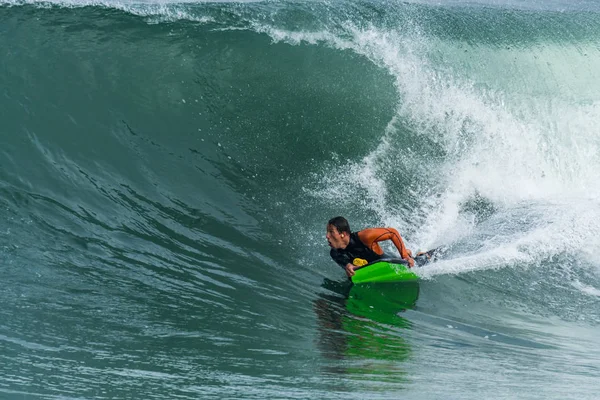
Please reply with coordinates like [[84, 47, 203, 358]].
[[1, 1, 600, 398]]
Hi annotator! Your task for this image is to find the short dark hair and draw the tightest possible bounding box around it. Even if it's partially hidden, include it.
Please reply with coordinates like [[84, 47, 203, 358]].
[[328, 216, 351, 234]]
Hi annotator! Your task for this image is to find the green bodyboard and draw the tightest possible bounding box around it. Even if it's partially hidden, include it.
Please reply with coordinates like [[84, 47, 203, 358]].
[[351, 260, 418, 284]]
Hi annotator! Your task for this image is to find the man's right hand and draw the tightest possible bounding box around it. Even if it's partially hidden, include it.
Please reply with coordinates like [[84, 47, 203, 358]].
[[345, 263, 356, 277], [407, 257, 415, 268]]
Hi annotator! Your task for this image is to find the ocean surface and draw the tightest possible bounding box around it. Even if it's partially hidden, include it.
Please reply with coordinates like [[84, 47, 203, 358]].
[[2, 0, 600, 398]]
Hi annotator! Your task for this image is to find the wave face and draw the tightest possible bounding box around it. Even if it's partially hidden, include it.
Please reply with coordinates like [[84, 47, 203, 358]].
[[1, 1, 600, 399]]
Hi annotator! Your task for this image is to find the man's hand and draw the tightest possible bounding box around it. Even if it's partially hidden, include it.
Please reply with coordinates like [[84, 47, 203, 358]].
[[345, 263, 356, 277], [407, 257, 415, 268]]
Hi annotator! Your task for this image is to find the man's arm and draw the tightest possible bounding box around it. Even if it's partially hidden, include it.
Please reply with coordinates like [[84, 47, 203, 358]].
[[330, 249, 356, 277], [358, 228, 415, 267]]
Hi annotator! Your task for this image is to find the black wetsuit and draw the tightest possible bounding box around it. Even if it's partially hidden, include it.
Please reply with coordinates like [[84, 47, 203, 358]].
[[329, 232, 383, 268]]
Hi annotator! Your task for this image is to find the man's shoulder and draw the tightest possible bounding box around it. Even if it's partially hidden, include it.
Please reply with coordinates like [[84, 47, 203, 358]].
[[356, 228, 374, 239], [356, 228, 376, 234], [357, 227, 391, 236]]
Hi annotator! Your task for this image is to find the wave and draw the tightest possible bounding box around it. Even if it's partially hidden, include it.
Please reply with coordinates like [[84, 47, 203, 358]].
[[2, 0, 600, 322], [2, 2, 600, 398]]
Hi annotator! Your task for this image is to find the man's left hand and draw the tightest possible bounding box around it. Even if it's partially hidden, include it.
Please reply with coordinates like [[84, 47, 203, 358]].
[[345, 263, 356, 277]]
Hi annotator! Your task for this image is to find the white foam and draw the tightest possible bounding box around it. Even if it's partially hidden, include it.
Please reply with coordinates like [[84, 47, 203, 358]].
[[572, 280, 600, 297], [263, 22, 600, 275], [1, 0, 219, 23]]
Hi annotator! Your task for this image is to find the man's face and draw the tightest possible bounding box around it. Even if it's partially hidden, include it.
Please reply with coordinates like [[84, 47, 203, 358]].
[[326, 224, 346, 249]]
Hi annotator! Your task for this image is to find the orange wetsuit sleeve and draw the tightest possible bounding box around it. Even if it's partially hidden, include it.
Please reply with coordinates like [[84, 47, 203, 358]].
[[357, 228, 410, 260]]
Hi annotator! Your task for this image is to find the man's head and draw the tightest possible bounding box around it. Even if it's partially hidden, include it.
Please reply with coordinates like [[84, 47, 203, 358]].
[[326, 216, 351, 249]]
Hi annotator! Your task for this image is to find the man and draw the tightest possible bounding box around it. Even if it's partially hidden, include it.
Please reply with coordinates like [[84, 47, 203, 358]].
[[326, 216, 415, 278]]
